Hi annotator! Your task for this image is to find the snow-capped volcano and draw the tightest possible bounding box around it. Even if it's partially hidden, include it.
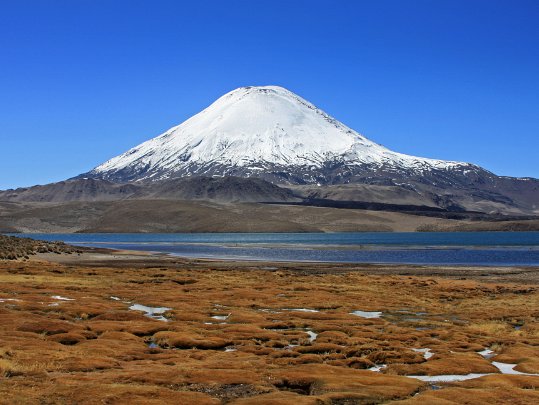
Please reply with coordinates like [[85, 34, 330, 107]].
[[84, 85, 476, 185]]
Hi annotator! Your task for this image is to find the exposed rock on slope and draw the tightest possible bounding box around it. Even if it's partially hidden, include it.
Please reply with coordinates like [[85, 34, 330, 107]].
[[0, 178, 140, 202], [0, 177, 299, 203], [131, 176, 300, 202]]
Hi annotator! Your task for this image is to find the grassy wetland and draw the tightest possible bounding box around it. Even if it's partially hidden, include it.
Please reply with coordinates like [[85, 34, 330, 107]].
[[1, 240, 539, 404]]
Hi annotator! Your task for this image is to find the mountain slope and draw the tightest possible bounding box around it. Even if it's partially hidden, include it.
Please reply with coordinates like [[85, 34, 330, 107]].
[[131, 176, 299, 202], [0, 177, 299, 204], [82, 86, 473, 185], [0, 179, 140, 202]]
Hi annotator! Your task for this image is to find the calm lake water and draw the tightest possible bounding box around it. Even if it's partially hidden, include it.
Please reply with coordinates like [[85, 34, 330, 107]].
[[14, 232, 539, 266]]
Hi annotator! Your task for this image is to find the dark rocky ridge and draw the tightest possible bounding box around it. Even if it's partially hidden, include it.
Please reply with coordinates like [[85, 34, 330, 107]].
[[2, 172, 539, 217], [4, 172, 537, 216], [1, 175, 538, 234], [0, 177, 300, 204], [131, 176, 300, 203]]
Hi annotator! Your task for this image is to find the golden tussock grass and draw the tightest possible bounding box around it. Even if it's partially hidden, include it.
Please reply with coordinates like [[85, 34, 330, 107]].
[[1, 257, 539, 403]]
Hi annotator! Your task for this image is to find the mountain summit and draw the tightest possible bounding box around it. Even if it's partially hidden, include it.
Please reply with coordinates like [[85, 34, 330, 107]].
[[84, 86, 472, 185]]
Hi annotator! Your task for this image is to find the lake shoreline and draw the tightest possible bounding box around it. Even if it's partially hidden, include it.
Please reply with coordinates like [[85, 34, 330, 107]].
[[12, 231, 539, 267], [33, 247, 539, 285]]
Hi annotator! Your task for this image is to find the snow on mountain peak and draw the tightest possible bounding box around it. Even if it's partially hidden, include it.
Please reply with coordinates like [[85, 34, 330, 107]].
[[90, 85, 466, 182]]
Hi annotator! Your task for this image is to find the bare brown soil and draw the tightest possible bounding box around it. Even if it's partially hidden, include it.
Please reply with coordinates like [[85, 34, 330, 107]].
[[3, 199, 538, 233], [1, 252, 539, 404]]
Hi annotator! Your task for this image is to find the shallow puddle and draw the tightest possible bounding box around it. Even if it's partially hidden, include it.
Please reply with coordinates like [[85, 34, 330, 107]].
[[283, 308, 320, 313], [52, 295, 74, 301], [211, 314, 230, 321], [368, 364, 387, 372], [478, 348, 495, 359], [409, 373, 489, 382], [350, 310, 382, 319], [413, 348, 433, 360], [306, 330, 317, 343], [406, 360, 539, 382], [0, 298, 21, 303], [492, 361, 539, 376], [129, 303, 171, 321], [258, 308, 283, 314], [367, 344, 539, 383]]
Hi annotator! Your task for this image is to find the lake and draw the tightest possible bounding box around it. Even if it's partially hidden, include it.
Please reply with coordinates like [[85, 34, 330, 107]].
[[13, 232, 539, 266]]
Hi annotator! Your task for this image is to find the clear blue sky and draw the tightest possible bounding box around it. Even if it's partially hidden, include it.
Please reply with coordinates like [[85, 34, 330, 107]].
[[1, 0, 538, 189]]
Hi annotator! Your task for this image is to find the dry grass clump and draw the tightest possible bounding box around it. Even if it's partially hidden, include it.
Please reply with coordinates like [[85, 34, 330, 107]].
[[467, 320, 514, 336], [0, 356, 53, 377], [17, 319, 75, 335], [57, 356, 120, 372], [0, 234, 82, 260], [153, 331, 231, 350], [0, 358, 22, 377], [47, 332, 87, 345]]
